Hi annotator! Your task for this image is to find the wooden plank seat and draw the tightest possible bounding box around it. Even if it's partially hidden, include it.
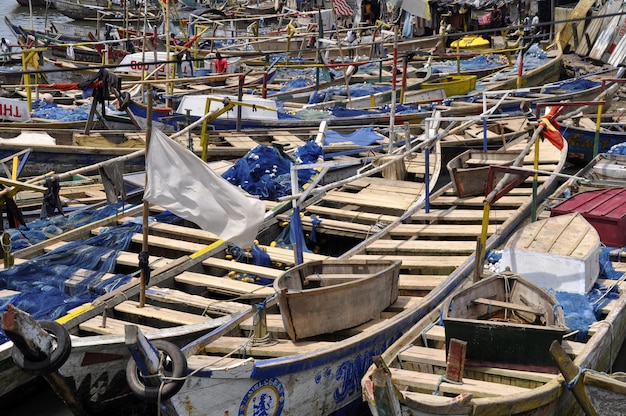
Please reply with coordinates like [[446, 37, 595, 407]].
[[432, 195, 534, 208], [409, 209, 517, 224], [472, 297, 544, 316], [304, 205, 398, 225], [399, 275, 447, 292], [465, 158, 515, 167], [398, 345, 556, 385], [222, 134, 258, 149], [79, 316, 156, 336], [201, 258, 284, 280], [174, 271, 275, 298], [204, 336, 336, 357], [366, 240, 476, 255], [114, 300, 211, 326], [350, 254, 469, 275], [389, 223, 497, 238], [303, 273, 378, 285], [145, 287, 250, 316], [261, 246, 328, 265], [388, 367, 531, 398]]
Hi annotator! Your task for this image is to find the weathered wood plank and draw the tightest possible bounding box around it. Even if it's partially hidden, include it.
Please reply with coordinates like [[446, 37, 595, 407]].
[[204, 336, 336, 357], [114, 300, 211, 325]]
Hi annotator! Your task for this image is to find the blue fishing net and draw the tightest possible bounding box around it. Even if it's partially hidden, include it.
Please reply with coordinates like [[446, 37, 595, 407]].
[[542, 78, 599, 94], [430, 54, 508, 74], [31, 101, 95, 122], [308, 83, 391, 104], [479, 44, 548, 83], [227, 244, 274, 286], [0, 207, 182, 344], [8, 204, 127, 251], [221, 142, 323, 200], [608, 143, 626, 155], [553, 291, 596, 342]]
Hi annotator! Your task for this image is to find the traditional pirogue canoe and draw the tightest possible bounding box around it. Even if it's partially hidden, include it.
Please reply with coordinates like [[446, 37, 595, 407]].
[[362, 152, 626, 416], [442, 271, 568, 372]]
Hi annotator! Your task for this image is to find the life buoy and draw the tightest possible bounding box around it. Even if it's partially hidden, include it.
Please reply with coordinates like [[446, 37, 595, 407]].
[[126, 340, 187, 402], [11, 320, 71, 376]]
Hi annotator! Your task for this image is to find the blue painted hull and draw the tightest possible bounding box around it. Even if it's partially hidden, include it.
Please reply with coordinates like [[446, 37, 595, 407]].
[[561, 124, 626, 164]]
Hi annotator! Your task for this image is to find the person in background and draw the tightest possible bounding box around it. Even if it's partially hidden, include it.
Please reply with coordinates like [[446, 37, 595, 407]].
[[346, 24, 356, 59], [215, 52, 228, 74]]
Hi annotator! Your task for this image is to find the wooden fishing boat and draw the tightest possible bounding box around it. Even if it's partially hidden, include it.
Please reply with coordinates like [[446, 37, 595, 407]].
[[0, 128, 147, 176], [476, 40, 563, 93], [361, 151, 626, 416], [16, 0, 49, 6], [50, 0, 157, 20], [446, 148, 521, 197], [443, 270, 568, 372], [273, 259, 401, 341], [550, 340, 626, 416]]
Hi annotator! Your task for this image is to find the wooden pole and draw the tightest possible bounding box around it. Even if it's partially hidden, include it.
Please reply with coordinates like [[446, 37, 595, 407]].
[[140, 86, 153, 308], [549, 340, 599, 416], [388, 26, 398, 154]]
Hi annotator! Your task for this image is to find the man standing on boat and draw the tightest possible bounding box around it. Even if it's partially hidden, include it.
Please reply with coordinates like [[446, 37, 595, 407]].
[[215, 52, 228, 74]]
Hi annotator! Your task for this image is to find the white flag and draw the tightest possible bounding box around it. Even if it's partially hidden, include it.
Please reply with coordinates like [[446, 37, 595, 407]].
[[144, 129, 265, 248], [401, 0, 430, 20]]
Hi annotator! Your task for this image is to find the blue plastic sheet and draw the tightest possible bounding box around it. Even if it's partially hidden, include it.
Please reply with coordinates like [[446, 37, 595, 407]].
[[324, 127, 383, 146]]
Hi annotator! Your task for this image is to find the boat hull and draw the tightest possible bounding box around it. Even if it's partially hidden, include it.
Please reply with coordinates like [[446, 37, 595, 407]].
[[273, 259, 400, 341]]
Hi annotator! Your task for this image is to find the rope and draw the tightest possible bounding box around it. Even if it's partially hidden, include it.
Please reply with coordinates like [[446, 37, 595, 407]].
[[563, 365, 585, 390], [433, 375, 464, 396], [1, 232, 11, 254]]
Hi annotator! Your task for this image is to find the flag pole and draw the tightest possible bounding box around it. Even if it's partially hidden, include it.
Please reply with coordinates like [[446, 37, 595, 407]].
[[140, 85, 153, 308]]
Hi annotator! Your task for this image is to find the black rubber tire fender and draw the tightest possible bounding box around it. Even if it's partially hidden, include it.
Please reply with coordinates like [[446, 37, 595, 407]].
[[11, 320, 72, 376], [126, 340, 187, 402]]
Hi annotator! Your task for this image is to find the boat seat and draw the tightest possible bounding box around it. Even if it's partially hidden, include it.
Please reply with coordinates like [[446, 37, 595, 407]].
[[472, 297, 544, 316], [388, 367, 531, 398], [114, 300, 212, 326], [398, 345, 556, 384], [146, 286, 250, 316], [304, 273, 378, 285], [204, 336, 336, 358], [465, 158, 514, 167], [201, 257, 284, 280], [79, 316, 157, 336], [174, 271, 275, 298]]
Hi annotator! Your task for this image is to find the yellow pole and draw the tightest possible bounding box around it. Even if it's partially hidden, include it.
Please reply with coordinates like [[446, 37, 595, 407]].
[[531, 134, 540, 222], [593, 99, 604, 158]]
